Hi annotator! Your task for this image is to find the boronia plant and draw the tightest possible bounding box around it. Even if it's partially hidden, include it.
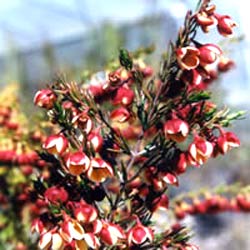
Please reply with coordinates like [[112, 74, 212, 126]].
[[30, 0, 249, 249]]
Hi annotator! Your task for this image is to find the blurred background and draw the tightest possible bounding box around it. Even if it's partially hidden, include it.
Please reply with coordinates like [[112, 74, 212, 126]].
[[0, 0, 249, 249]]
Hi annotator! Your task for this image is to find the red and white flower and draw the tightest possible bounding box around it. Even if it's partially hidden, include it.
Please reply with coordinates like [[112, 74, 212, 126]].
[[99, 221, 125, 245], [65, 151, 90, 175], [60, 219, 85, 242], [76, 233, 100, 250], [112, 86, 134, 106], [43, 134, 68, 155], [34, 89, 57, 109], [87, 158, 113, 183], [176, 46, 200, 70], [161, 172, 179, 186], [72, 112, 93, 135], [87, 130, 103, 152], [195, 4, 217, 33], [217, 131, 240, 154], [39, 230, 64, 250], [188, 135, 213, 165], [110, 107, 131, 123], [128, 220, 153, 245], [164, 118, 189, 143], [74, 201, 98, 223]]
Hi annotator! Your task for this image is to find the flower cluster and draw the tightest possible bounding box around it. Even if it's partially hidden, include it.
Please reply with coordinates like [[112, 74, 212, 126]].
[[31, 1, 247, 249], [173, 185, 250, 220], [0, 84, 49, 249]]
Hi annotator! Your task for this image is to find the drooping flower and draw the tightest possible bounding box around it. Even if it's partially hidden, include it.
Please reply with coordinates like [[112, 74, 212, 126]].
[[38, 230, 64, 250], [217, 131, 240, 154], [87, 158, 114, 183], [198, 43, 222, 65], [164, 118, 189, 143], [215, 14, 237, 37], [188, 135, 213, 165], [99, 221, 125, 246], [65, 151, 90, 175], [74, 201, 98, 223], [43, 134, 68, 156], [60, 219, 85, 242]]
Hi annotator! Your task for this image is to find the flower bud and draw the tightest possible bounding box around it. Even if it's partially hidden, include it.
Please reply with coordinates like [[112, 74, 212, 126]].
[[34, 89, 57, 109], [44, 186, 68, 204], [110, 107, 131, 123], [87, 130, 103, 152], [112, 86, 134, 106]]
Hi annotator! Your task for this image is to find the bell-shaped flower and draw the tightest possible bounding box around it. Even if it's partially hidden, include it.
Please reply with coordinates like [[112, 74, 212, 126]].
[[99, 221, 125, 246], [217, 131, 240, 154], [65, 151, 90, 176], [76, 233, 100, 250], [176, 46, 200, 70], [60, 219, 85, 242], [215, 14, 237, 37], [195, 4, 217, 33], [43, 134, 68, 156], [188, 135, 213, 165], [128, 220, 153, 245], [72, 112, 93, 135], [199, 43, 222, 65], [39, 230, 64, 250], [74, 201, 98, 223], [87, 158, 114, 183], [164, 118, 189, 143]]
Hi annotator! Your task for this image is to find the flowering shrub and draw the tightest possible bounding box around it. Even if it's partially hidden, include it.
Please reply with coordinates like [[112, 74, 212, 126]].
[[1, 0, 248, 249], [31, 1, 250, 249]]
